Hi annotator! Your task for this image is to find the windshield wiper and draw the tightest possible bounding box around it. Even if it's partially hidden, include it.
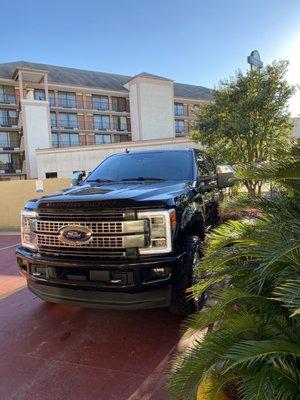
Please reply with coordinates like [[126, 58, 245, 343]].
[[87, 178, 116, 183], [121, 177, 165, 182]]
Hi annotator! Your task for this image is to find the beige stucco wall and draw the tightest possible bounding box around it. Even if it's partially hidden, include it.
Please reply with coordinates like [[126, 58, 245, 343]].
[[21, 99, 51, 179], [125, 76, 175, 141], [36, 137, 201, 179], [0, 178, 70, 230]]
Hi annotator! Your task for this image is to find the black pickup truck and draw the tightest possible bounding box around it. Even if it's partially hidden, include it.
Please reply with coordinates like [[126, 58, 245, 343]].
[[16, 148, 233, 314]]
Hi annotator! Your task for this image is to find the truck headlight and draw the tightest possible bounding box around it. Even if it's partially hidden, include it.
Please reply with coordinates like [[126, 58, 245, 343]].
[[21, 210, 38, 250], [138, 209, 176, 254]]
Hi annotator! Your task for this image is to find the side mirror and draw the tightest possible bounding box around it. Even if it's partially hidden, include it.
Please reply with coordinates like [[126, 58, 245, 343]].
[[216, 165, 235, 188], [71, 170, 86, 186]]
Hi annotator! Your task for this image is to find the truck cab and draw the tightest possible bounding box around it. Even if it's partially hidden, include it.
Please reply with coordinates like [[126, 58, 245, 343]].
[[16, 148, 233, 314]]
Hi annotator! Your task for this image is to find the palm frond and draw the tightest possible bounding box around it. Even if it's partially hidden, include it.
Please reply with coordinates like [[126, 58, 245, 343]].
[[272, 278, 300, 317], [224, 339, 300, 372]]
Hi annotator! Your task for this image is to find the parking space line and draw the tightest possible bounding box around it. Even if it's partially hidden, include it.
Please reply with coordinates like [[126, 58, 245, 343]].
[[0, 243, 20, 251]]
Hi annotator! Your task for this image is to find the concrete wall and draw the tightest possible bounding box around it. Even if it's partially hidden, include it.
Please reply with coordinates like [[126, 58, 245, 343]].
[[21, 99, 51, 179], [36, 137, 201, 179], [0, 178, 70, 230]]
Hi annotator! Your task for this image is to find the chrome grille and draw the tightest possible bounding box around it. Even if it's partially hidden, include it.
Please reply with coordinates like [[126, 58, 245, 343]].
[[34, 208, 148, 256], [36, 220, 124, 234], [37, 234, 124, 249]]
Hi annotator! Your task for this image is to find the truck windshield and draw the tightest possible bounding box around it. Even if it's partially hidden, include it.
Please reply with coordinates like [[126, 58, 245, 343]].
[[86, 151, 193, 182]]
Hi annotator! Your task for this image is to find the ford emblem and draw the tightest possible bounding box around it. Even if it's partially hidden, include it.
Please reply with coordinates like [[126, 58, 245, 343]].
[[59, 226, 92, 245]]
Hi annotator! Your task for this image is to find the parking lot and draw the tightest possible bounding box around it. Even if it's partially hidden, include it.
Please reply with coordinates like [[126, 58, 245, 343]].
[[0, 235, 183, 400]]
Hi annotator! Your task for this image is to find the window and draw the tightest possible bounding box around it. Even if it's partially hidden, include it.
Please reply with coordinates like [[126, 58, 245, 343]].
[[93, 115, 110, 130], [58, 113, 77, 129], [0, 86, 16, 104], [87, 151, 193, 182], [114, 134, 129, 142], [45, 172, 57, 179], [111, 97, 126, 112], [61, 133, 79, 147], [0, 153, 20, 169], [174, 103, 184, 116], [49, 91, 56, 107], [92, 95, 109, 110], [51, 133, 59, 148], [112, 116, 127, 131], [0, 110, 17, 127], [50, 112, 57, 128], [0, 132, 10, 147], [175, 120, 185, 134], [0, 153, 11, 168], [58, 92, 76, 108], [34, 89, 45, 101], [0, 132, 19, 148], [34, 90, 56, 106], [95, 134, 111, 144]]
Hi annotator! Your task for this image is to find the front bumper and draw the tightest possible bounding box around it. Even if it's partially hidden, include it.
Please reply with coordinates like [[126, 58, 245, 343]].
[[16, 247, 185, 310]]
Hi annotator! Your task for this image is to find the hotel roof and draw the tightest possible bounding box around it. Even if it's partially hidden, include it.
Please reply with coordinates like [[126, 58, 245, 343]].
[[0, 61, 212, 101]]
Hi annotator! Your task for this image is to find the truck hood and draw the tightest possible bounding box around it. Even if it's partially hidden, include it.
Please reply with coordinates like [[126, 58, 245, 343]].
[[28, 181, 194, 210]]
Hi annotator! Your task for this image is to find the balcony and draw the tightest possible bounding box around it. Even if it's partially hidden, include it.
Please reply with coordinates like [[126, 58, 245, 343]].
[[52, 140, 81, 148], [57, 98, 77, 108], [174, 105, 189, 117], [175, 125, 189, 136], [0, 116, 18, 128], [51, 133, 130, 149], [0, 140, 21, 149], [0, 162, 22, 173], [57, 121, 78, 130], [50, 98, 129, 112], [93, 122, 128, 132], [0, 95, 16, 105]]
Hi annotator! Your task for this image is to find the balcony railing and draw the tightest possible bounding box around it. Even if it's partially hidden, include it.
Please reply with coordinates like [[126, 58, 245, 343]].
[[0, 140, 20, 148], [175, 125, 189, 136], [52, 133, 130, 149], [52, 120, 129, 132], [91, 100, 109, 111], [0, 116, 18, 127], [57, 98, 77, 108], [0, 162, 21, 172], [93, 122, 128, 131], [57, 120, 78, 129], [52, 141, 81, 148], [0, 95, 16, 105], [49, 98, 128, 112], [175, 109, 185, 116]]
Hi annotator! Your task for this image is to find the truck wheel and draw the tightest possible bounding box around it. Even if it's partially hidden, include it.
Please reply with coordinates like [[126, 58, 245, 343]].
[[169, 235, 205, 315]]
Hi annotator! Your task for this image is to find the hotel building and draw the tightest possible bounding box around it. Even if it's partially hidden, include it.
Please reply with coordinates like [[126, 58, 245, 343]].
[[0, 61, 212, 180]]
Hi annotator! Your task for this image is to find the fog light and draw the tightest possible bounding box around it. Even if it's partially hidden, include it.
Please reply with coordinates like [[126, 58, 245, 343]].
[[150, 267, 169, 278]]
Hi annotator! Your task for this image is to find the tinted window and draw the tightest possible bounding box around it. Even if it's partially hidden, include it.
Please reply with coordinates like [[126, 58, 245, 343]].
[[87, 151, 193, 182]]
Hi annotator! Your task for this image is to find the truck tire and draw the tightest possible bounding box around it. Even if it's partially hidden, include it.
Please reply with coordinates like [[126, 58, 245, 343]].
[[169, 235, 205, 315]]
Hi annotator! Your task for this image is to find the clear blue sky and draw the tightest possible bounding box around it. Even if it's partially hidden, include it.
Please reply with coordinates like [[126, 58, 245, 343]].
[[1, 0, 300, 90]]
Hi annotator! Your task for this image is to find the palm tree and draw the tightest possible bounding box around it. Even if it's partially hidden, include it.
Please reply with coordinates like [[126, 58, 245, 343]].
[[169, 144, 300, 400]]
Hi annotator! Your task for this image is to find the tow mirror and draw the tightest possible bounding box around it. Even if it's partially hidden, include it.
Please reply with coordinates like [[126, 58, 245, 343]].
[[216, 165, 235, 188], [71, 170, 86, 186]]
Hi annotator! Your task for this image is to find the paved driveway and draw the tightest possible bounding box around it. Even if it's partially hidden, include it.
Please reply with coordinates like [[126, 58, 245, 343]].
[[0, 235, 182, 400]]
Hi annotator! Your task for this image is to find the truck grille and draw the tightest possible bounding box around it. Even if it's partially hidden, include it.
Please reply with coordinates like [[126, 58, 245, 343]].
[[37, 234, 125, 248], [34, 209, 148, 257], [36, 221, 124, 234]]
